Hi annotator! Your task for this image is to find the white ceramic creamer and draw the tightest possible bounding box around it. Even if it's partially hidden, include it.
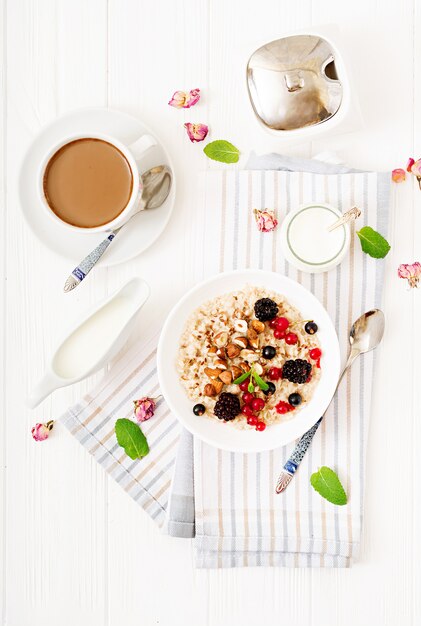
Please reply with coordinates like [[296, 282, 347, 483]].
[[27, 277, 150, 408]]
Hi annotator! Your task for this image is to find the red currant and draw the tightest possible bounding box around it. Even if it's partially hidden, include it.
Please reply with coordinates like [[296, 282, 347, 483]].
[[268, 367, 281, 381], [269, 318, 278, 329], [247, 415, 258, 426], [241, 405, 254, 417], [275, 317, 289, 330], [285, 332, 298, 345], [275, 401, 294, 414], [256, 421, 266, 431], [239, 380, 249, 392], [251, 397, 265, 412], [274, 328, 286, 340], [309, 348, 322, 360], [242, 392, 254, 405]]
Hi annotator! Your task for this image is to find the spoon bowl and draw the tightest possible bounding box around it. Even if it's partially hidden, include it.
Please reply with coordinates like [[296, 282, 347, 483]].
[[349, 309, 385, 354]]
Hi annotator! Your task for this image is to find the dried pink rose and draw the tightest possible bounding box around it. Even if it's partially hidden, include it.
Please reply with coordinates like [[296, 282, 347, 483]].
[[406, 157, 415, 172], [411, 159, 421, 189], [134, 397, 156, 422], [391, 168, 406, 183], [253, 208, 278, 233], [184, 123, 208, 143], [31, 420, 54, 442], [168, 88, 201, 109], [397, 262, 421, 288]]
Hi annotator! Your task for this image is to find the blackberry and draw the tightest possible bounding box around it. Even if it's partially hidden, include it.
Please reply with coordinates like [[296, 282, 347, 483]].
[[254, 298, 278, 322], [214, 393, 241, 421], [282, 359, 312, 384]]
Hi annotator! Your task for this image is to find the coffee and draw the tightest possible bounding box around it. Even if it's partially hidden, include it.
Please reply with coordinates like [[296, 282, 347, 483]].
[[43, 138, 133, 228]]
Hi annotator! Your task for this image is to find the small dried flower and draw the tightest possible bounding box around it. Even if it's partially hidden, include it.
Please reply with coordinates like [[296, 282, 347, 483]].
[[391, 168, 406, 183], [133, 397, 157, 422], [411, 159, 421, 189], [406, 157, 415, 172], [31, 420, 54, 442], [184, 123, 209, 143], [397, 262, 421, 288], [253, 208, 278, 233], [168, 88, 200, 109]]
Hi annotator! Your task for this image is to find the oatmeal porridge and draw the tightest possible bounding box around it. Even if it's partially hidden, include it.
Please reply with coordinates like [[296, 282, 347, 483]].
[[176, 285, 322, 431]]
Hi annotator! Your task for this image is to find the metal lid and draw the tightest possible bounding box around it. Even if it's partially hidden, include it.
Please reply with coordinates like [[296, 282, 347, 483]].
[[247, 35, 343, 131]]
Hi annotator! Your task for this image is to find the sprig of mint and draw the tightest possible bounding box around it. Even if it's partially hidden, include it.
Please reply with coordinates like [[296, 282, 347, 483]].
[[203, 139, 240, 163], [233, 367, 269, 392], [310, 466, 347, 506], [115, 418, 149, 460], [356, 226, 390, 259]]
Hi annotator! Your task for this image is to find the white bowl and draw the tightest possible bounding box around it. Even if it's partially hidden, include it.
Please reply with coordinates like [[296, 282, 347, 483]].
[[157, 270, 340, 453]]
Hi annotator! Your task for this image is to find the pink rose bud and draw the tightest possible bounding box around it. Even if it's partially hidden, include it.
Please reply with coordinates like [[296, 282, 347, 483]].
[[253, 208, 278, 233], [410, 159, 421, 189], [31, 420, 54, 442], [397, 262, 421, 288], [184, 123, 209, 143], [392, 168, 406, 183], [406, 157, 415, 172], [168, 88, 201, 109], [133, 397, 156, 422]]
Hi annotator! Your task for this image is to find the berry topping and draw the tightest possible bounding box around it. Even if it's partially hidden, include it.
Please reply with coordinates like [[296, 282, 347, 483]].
[[275, 401, 295, 414], [256, 421, 266, 431], [214, 393, 241, 421], [282, 359, 312, 384], [247, 415, 258, 426], [309, 348, 322, 360], [239, 380, 249, 392], [275, 317, 290, 330], [193, 403, 206, 416], [262, 381, 276, 396], [254, 298, 278, 322], [285, 332, 298, 345], [251, 397, 265, 412], [274, 328, 286, 340], [262, 345, 277, 359], [305, 321, 318, 335], [288, 393, 302, 406], [269, 318, 278, 329], [242, 392, 254, 405], [241, 405, 254, 417], [268, 367, 282, 381]]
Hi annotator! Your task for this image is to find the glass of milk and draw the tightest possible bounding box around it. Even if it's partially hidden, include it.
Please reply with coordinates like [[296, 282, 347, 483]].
[[280, 203, 351, 273]]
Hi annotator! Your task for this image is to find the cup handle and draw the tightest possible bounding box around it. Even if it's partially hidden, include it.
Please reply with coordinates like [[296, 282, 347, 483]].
[[128, 134, 157, 160]]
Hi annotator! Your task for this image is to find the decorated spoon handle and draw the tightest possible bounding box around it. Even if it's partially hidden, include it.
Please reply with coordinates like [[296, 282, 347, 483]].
[[275, 417, 323, 494], [63, 232, 117, 293]]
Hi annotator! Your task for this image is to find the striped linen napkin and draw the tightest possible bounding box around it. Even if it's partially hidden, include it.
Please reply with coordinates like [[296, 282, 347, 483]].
[[60, 156, 390, 568]]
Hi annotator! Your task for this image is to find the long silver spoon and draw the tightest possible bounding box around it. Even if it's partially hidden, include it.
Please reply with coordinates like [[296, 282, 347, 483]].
[[63, 165, 172, 292], [275, 309, 385, 494]]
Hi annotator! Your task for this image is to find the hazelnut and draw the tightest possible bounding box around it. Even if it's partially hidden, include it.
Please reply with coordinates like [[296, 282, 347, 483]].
[[204, 383, 216, 396], [213, 331, 228, 347], [213, 380, 224, 394], [219, 370, 232, 385], [231, 365, 243, 380], [233, 319, 248, 333], [233, 336, 248, 349], [251, 320, 265, 334], [204, 367, 223, 379], [214, 359, 228, 370], [226, 343, 241, 358]]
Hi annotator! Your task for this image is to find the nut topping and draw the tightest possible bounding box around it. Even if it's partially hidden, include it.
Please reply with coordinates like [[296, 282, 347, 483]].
[[239, 349, 259, 363], [247, 327, 259, 349], [231, 365, 243, 380], [219, 370, 233, 385], [214, 359, 228, 370], [233, 319, 248, 333], [204, 383, 217, 396], [213, 331, 228, 347], [208, 346, 217, 355], [238, 361, 251, 372], [251, 320, 265, 334], [204, 367, 223, 379], [252, 363, 263, 375], [226, 343, 241, 358], [233, 336, 248, 349], [213, 380, 224, 394], [216, 347, 227, 359]]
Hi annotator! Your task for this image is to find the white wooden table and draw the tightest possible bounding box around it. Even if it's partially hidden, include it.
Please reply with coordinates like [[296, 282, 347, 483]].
[[1, 1, 420, 624]]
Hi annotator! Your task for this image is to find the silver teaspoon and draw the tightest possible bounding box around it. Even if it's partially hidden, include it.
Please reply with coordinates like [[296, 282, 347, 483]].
[[63, 165, 172, 293], [275, 309, 385, 494]]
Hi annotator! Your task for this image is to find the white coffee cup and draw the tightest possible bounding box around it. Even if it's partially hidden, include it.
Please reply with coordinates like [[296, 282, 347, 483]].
[[38, 132, 157, 233]]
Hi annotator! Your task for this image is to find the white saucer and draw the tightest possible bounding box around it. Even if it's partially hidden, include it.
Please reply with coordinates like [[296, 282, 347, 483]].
[[18, 107, 176, 266]]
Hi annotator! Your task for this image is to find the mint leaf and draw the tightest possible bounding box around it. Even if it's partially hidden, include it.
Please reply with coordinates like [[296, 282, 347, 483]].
[[203, 140, 240, 163], [251, 368, 269, 391], [356, 226, 390, 259], [115, 418, 149, 460], [310, 466, 347, 505], [233, 370, 251, 385]]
